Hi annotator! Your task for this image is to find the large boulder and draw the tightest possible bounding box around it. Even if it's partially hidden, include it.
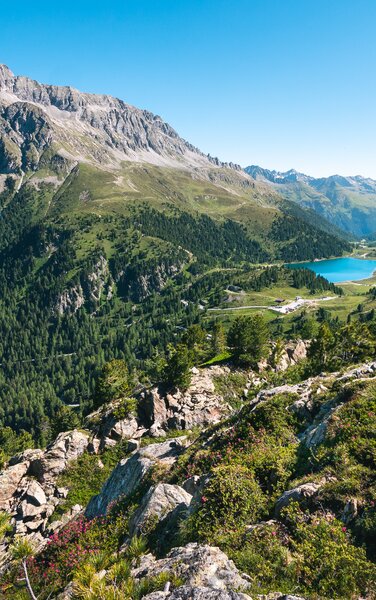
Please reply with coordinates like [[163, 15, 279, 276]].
[[129, 483, 192, 536], [29, 430, 89, 482], [0, 461, 30, 510], [24, 480, 47, 507], [86, 438, 187, 518], [273, 340, 309, 372], [132, 543, 250, 592]]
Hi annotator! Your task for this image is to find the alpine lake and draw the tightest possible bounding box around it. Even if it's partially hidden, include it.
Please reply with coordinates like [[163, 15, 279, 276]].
[[287, 256, 376, 284]]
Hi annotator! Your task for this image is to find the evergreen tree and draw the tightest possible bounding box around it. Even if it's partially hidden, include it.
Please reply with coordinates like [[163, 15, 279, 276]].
[[163, 343, 192, 390], [50, 405, 81, 439], [211, 320, 226, 356], [308, 322, 336, 372], [93, 360, 133, 410], [227, 314, 268, 364]]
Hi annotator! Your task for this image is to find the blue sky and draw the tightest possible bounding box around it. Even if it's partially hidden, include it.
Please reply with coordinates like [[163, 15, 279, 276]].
[[1, 0, 376, 177]]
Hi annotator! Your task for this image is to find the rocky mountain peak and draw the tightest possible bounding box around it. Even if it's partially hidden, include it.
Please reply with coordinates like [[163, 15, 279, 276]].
[[0, 64, 14, 87], [0, 64, 242, 172]]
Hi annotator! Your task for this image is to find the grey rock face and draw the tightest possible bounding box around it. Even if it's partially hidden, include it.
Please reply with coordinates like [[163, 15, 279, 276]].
[[0, 461, 30, 510], [86, 438, 186, 518], [275, 340, 308, 372], [55, 256, 112, 315], [23, 480, 47, 508], [132, 543, 250, 592], [0, 428, 90, 563], [55, 285, 85, 315], [29, 430, 89, 482], [129, 483, 192, 536]]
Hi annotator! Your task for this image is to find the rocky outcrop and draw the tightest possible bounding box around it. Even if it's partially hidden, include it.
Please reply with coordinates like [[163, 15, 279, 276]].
[[131, 262, 185, 302], [132, 543, 251, 592], [140, 366, 231, 432], [297, 362, 376, 449], [29, 430, 89, 483], [274, 340, 309, 372], [55, 285, 85, 315], [0, 102, 53, 172], [0, 430, 89, 554], [55, 256, 112, 315], [0, 458, 35, 511], [85, 400, 142, 451], [86, 438, 187, 518], [84, 255, 111, 303]]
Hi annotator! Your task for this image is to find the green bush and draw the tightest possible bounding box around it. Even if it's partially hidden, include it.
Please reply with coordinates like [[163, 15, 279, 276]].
[[232, 504, 376, 599], [181, 463, 265, 547]]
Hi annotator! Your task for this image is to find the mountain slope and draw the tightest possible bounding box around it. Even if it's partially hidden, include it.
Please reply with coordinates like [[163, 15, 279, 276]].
[[0, 66, 350, 437], [246, 164, 376, 237], [1, 330, 376, 599]]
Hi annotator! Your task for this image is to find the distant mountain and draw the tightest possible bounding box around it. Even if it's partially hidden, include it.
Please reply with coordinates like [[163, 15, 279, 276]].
[[245, 165, 376, 237]]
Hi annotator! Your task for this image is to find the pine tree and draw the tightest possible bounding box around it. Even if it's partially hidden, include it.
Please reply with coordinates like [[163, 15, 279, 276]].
[[163, 344, 192, 390], [211, 320, 226, 356], [227, 314, 268, 364]]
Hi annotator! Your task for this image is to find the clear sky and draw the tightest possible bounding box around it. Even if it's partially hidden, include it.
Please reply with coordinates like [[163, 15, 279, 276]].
[[1, 0, 376, 177]]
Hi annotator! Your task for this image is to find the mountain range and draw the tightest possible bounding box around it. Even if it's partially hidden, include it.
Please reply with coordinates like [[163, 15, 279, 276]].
[[246, 164, 376, 237]]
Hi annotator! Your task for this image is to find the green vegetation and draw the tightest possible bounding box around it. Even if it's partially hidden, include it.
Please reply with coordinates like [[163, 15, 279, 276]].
[[227, 313, 269, 364], [52, 441, 131, 518], [171, 378, 376, 599], [0, 154, 351, 442], [2, 308, 376, 599], [162, 343, 192, 390], [0, 427, 34, 469]]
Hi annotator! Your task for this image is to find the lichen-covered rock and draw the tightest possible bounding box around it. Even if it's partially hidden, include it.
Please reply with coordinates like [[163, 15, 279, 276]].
[[132, 543, 250, 592], [86, 438, 187, 518]]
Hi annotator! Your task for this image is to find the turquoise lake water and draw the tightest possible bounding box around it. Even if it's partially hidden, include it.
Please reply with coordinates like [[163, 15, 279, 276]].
[[287, 257, 376, 283]]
